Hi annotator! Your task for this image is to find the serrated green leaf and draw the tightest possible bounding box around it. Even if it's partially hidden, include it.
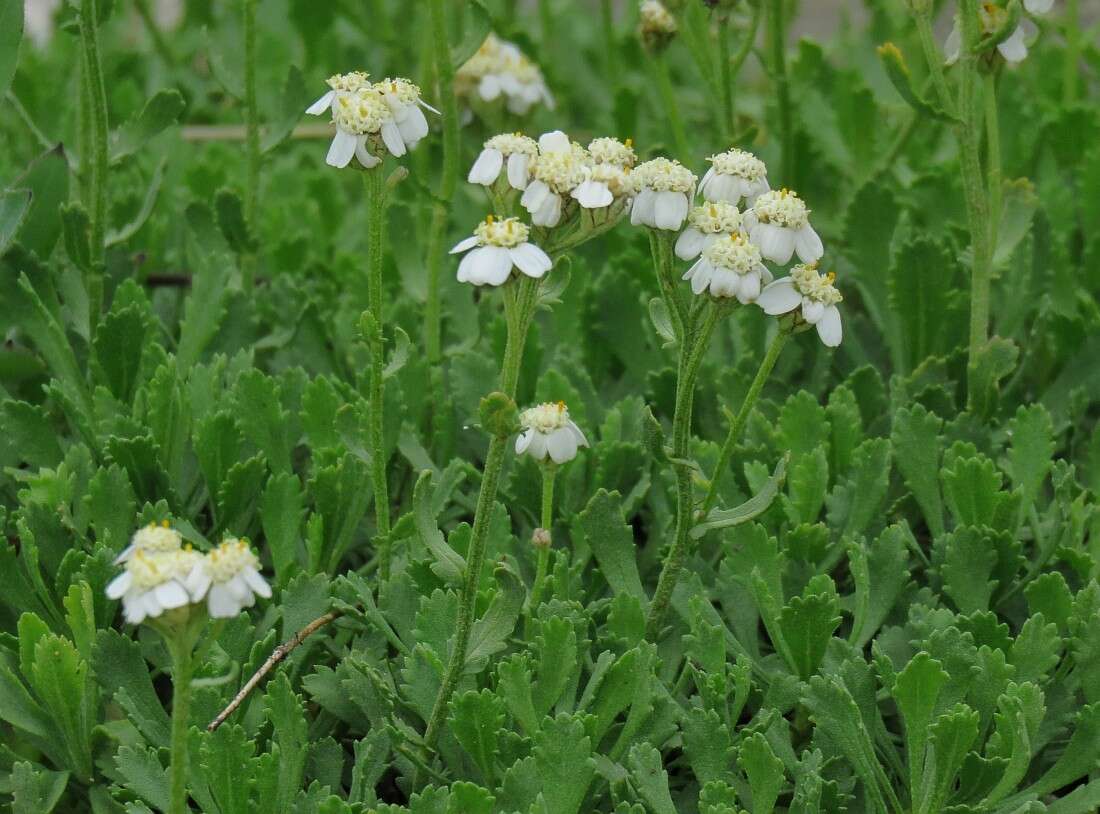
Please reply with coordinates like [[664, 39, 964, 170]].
[[1006, 404, 1054, 510], [532, 713, 597, 814], [738, 732, 784, 814], [449, 689, 505, 783], [578, 489, 646, 601], [110, 89, 185, 164], [466, 564, 524, 670], [780, 582, 841, 680], [941, 526, 999, 614], [891, 404, 945, 537], [0, 189, 33, 255], [628, 743, 677, 814], [9, 761, 69, 814]]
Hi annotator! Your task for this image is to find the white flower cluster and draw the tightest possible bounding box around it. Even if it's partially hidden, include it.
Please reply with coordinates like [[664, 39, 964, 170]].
[[632, 144, 841, 344], [106, 523, 272, 624], [456, 34, 555, 116], [638, 0, 678, 50], [515, 401, 589, 464], [306, 72, 438, 169], [945, 0, 1054, 65]]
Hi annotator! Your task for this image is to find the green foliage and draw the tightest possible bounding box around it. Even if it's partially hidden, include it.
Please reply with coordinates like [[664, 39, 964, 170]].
[[1, 0, 1098, 811]]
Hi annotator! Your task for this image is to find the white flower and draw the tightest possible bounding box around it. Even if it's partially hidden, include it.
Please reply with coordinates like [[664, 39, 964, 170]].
[[700, 148, 770, 206], [305, 70, 372, 116], [757, 263, 844, 347], [630, 157, 697, 231], [468, 133, 539, 189], [743, 189, 823, 265], [587, 137, 636, 169], [520, 131, 589, 226], [321, 75, 432, 169], [114, 520, 183, 564], [675, 201, 742, 260], [515, 401, 589, 464], [450, 216, 553, 286], [944, 4, 1040, 66], [570, 137, 637, 209], [456, 34, 555, 116], [185, 538, 273, 619], [106, 547, 201, 625], [375, 77, 439, 152], [683, 234, 772, 302]]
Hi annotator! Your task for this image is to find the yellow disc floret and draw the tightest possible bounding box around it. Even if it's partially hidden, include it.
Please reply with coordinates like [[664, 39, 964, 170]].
[[703, 234, 763, 275], [688, 201, 742, 234], [520, 401, 571, 433], [791, 263, 843, 305], [475, 216, 531, 248], [751, 189, 810, 229]]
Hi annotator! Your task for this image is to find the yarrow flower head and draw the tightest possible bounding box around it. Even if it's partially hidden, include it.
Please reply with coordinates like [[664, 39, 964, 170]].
[[675, 201, 743, 260], [515, 401, 589, 464], [184, 538, 273, 619], [521, 131, 590, 226], [756, 262, 844, 347], [630, 157, 697, 230], [106, 525, 201, 625], [700, 148, 770, 206], [468, 132, 539, 190], [106, 523, 272, 625], [450, 215, 553, 286], [683, 233, 772, 302], [307, 72, 436, 169], [587, 137, 636, 169], [945, 1, 1049, 66], [456, 34, 555, 116], [743, 188, 824, 265], [639, 1, 678, 51]]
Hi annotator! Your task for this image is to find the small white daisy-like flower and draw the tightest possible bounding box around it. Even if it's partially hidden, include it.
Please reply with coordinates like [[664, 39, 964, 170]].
[[699, 148, 770, 206], [630, 157, 697, 231], [743, 189, 823, 265], [675, 201, 743, 260], [185, 538, 273, 619], [945, 3, 1041, 66], [515, 401, 589, 464], [570, 137, 637, 209], [305, 70, 372, 116], [757, 263, 844, 347], [374, 77, 439, 153], [450, 216, 554, 286], [114, 520, 183, 564], [683, 233, 772, 302], [468, 132, 539, 189], [456, 34, 555, 116], [106, 547, 201, 625], [520, 131, 589, 227]]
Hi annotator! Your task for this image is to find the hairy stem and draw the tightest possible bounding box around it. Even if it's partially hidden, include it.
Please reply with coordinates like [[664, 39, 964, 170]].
[[167, 636, 194, 814], [649, 230, 688, 339], [79, 0, 109, 331], [984, 71, 1002, 253], [702, 327, 789, 515], [421, 276, 541, 756], [646, 301, 721, 639], [528, 464, 558, 617], [242, 0, 261, 291], [364, 168, 393, 576], [768, 0, 793, 179]]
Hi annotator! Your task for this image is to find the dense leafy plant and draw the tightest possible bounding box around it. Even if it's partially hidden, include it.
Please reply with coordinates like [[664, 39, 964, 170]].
[[1, 0, 1098, 812]]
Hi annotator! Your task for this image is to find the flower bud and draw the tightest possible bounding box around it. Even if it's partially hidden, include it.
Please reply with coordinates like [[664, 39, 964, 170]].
[[480, 392, 519, 438], [532, 528, 552, 549]]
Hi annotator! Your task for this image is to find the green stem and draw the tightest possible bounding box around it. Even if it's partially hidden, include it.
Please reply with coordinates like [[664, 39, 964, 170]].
[[768, 0, 793, 179], [167, 637, 194, 814], [79, 0, 109, 330], [653, 53, 692, 160], [731, 2, 764, 81], [1063, 0, 1080, 105], [364, 169, 393, 577], [528, 464, 557, 616], [702, 327, 789, 515], [134, 0, 176, 67], [914, 10, 956, 115], [426, 0, 460, 365], [649, 230, 688, 339], [984, 71, 1001, 254], [645, 301, 721, 640], [421, 276, 541, 756], [242, 0, 261, 291], [955, 0, 994, 411]]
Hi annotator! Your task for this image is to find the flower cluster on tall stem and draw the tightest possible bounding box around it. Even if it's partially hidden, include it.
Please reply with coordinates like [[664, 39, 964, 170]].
[[309, 68, 436, 578], [636, 145, 838, 637]]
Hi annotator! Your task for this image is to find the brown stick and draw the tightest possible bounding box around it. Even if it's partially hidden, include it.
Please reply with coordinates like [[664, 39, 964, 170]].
[[207, 610, 341, 731]]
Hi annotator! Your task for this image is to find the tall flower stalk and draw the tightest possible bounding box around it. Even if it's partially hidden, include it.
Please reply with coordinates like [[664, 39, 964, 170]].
[[768, 0, 794, 179], [363, 168, 393, 578], [166, 628, 197, 814], [78, 0, 109, 332], [421, 274, 542, 753]]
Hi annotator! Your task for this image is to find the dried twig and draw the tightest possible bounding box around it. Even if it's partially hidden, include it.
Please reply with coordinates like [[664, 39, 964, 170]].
[[207, 610, 341, 731]]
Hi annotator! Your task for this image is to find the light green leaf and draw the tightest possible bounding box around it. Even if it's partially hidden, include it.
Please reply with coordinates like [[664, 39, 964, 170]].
[[110, 89, 185, 165], [941, 526, 999, 614], [627, 743, 677, 814], [693, 456, 788, 539], [0, 188, 32, 254], [532, 713, 597, 814], [578, 489, 646, 601], [449, 689, 505, 784], [891, 404, 945, 537], [738, 732, 784, 814], [10, 761, 69, 814]]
